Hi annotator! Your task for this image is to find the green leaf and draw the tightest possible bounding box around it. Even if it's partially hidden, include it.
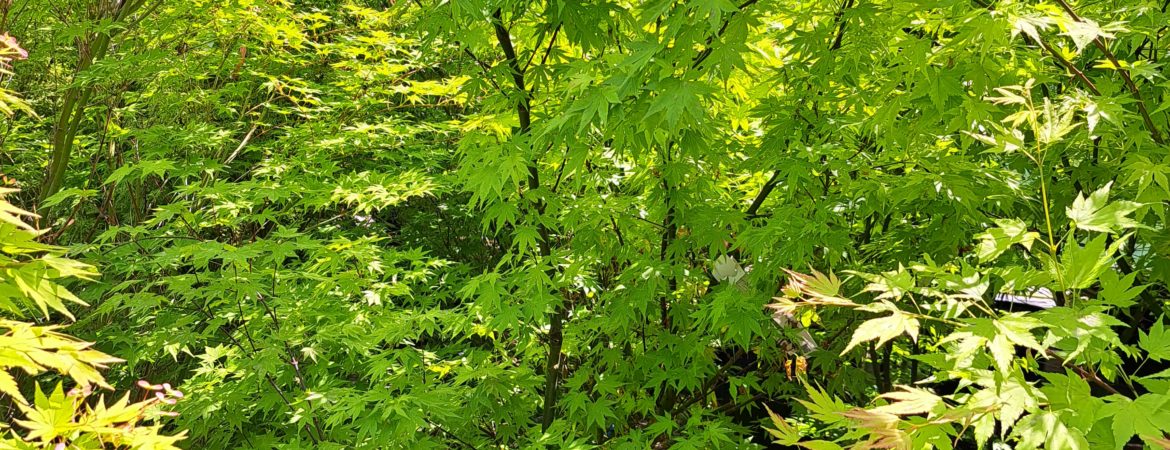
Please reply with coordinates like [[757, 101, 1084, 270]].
[[975, 218, 1039, 262], [573, 84, 619, 132], [945, 314, 1044, 374], [1039, 371, 1102, 431], [1066, 182, 1141, 233], [1054, 234, 1125, 290], [1010, 14, 1052, 42], [1140, 318, 1170, 362], [797, 383, 849, 425], [1100, 394, 1170, 449], [1096, 270, 1144, 308], [1013, 410, 1089, 450], [1060, 18, 1112, 52]]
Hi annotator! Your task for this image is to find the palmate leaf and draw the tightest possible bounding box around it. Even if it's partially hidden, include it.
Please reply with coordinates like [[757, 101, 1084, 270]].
[[765, 405, 804, 445], [1039, 306, 1125, 362], [965, 371, 1046, 440], [975, 218, 1039, 262], [842, 309, 919, 355], [645, 78, 710, 128], [1126, 60, 1165, 83], [11, 382, 185, 449], [0, 320, 123, 389], [796, 383, 849, 425], [0, 189, 37, 232], [1009, 13, 1052, 42], [10, 0, 1170, 446], [1140, 318, 1170, 362], [837, 408, 907, 449], [942, 314, 1044, 374], [572, 84, 619, 132], [8, 269, 87, 320], [1053, 234, 1127, 291], [0, 191, 182, 446], [1083, 96, 1127, 133], [0, 370, 23, 405], [1012, 410, 1089, 450], [1058, 17, 1114, 52], [1039, 371, 1102, 433], [857, 267, 916, 300], [1100, 394, 1170, 450], [870, 386, 943, 416], [767, 408, 847, 450], [1066, 182, 1142, 233], [783, 268, 846, 302], [1096, 269, 1145, 308]]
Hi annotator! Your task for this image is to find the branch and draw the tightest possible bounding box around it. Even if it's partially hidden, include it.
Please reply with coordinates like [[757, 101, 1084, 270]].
[[523, 23, 561, 74], [691, 0, 761, 69], [745, 170, 781, 217], [829, 0, 856, 51], [1053, 0, 1165, 144], [491, 9, 531, 133], [740, 2, 854, 221], [1132, 0, 1169, 61], [491, 9, 540, 191], [460, 47, 506, 96], [430, 421, 477, 449], [671, 348, 747, 416], [224, 123, 259, 164], [489, 8, 563, 432], [1037, 37, 1100, 95]]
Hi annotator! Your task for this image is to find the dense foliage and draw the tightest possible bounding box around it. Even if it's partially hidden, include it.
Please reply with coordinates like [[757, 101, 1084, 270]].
[[3, 0, 1170, 448]]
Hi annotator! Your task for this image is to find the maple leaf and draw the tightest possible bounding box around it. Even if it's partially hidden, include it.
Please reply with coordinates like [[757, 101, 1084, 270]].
[[1066, 182, 1142, 233], [1100, 394, 1170, 449]]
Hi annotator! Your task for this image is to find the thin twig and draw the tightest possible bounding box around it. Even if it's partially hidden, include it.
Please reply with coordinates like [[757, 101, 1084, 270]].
[[431, 421, 478, 449], [460, 47, 506, 95], [523, 23, 560, 74], [1037, 38, 1100, 95], [691, 0, 761, 69], [224, 123, 259, 164]]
